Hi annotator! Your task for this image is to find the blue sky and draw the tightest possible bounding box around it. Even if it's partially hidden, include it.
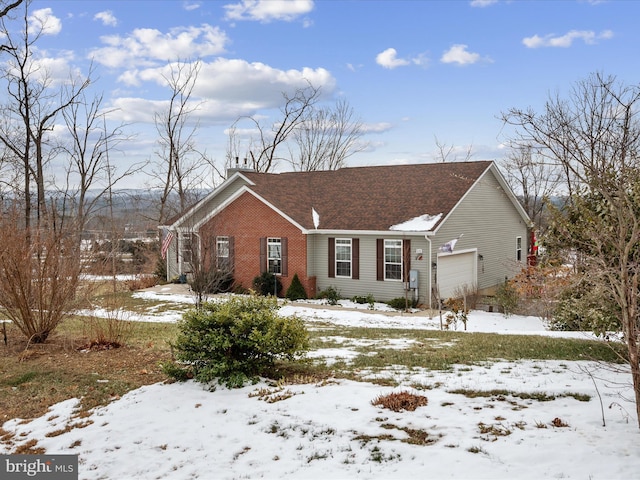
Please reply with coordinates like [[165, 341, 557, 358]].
[[19, 0, 639, 188]]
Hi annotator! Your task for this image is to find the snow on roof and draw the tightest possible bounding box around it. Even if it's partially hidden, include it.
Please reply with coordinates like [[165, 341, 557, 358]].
[[389, 213, 442, 231]]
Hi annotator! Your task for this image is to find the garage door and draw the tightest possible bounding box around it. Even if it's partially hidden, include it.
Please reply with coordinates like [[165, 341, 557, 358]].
[[437, 251, 476, 300]]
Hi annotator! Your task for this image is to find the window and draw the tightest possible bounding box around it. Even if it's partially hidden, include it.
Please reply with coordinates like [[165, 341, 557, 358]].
[[216, 236, 230, 270], [267, 237, 282, 274], [384, 239, 402, 280], [516, 236, 522, 262], [180, 232, 193, 264], [335, 238, 352, 278]]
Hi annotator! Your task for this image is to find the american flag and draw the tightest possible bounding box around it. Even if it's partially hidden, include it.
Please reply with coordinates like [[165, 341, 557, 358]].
[[161, 228, 174, 259]]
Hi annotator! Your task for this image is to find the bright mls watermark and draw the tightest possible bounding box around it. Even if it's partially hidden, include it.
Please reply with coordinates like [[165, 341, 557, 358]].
[[1, 455, 78, 479]]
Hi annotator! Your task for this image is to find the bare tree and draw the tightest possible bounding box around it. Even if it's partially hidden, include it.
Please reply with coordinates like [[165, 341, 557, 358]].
[[499, 144, 563, 233], [227, 83, 321, 173], [433, 136, 473, 163], [501, 72, 640, 427], [186, 232, 234, 309], [0, 0, 91, 231], [59, 88, 142, 233], [152, 60, 209, 225], [0, 202, 82, 343], [290, 98, 365, 171], [0, 0, 93, 345]]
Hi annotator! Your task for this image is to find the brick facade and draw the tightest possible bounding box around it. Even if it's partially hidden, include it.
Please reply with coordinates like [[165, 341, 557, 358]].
[[199, 192, 315, 297]]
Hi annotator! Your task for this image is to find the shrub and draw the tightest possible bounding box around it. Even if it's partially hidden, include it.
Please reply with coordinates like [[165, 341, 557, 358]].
[[352, 293, 375, 309], [285, 273, 307, 300], [494, 280, 519, 317], [316, 285, 340, 305], [550, 279, 620, 334], [163, 295, 309, 388], [444, 297, 469, 330], [253, 271, 282, 297], [387, 297, 418, 311], [371, 391, 428, 412]]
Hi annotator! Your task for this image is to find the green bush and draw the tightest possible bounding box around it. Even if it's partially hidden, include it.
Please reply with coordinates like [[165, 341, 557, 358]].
[[162, 295, 309, 388], [387, 296, 418, 310], [551, 280, 620, 334], [494, 280, 519, 317], [317, 285, 341, 305], [253, 271, 282, 297], [285, 273, 307, 300], [352, 294, 375, 309]]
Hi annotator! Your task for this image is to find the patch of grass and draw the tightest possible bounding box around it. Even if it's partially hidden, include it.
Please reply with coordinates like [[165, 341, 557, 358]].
[[477, 421, 512, 440], [310, 326, 625, 378], [0, 318, 177, 423], [448, 388, 591, 403], [467, 445, 487, 454], [4, 371, 38, 387], [372, 391, 428, 412], [380, 424, 440, 446]]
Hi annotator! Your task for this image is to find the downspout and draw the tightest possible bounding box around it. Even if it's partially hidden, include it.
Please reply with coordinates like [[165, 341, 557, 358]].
[[425, 233, 433, 310]]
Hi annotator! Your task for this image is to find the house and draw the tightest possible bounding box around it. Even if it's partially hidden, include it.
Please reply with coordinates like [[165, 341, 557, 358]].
[[161, 161, 532, 307]]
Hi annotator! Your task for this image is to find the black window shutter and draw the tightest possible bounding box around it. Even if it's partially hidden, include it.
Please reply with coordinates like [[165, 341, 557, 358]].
[[403, 239, 411, 282], [328, 237, 335, 278], [352, 238, 359, 280], [229, 236, 235, 270], [209, 236, 216, 268], [259, 237, 267, 274], [281, 237, 288, 277], [376, 238, 384, 281]]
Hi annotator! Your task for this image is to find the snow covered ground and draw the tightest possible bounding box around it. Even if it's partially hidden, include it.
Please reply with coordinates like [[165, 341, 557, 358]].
[[2, 289, 639, 479]]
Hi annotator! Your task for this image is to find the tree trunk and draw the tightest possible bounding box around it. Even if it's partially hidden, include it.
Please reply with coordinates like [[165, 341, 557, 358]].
[[627, 329, 640, 428]]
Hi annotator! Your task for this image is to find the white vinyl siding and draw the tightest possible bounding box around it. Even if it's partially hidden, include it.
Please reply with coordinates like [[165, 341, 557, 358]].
[[308, 235, 430, 303], [431, 168, 529, 294]]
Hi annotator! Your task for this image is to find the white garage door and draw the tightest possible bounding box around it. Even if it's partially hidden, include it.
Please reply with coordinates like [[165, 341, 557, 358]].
[[437, 251, 477, 300]]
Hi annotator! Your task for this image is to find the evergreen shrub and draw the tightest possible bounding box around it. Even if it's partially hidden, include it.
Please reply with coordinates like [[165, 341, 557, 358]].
[[253, 271, 282, 297], [162, 295, 309, 388], [494, 280, 519, 317], [317, 285, 341, 305], [285, 273, 307, 300], [387, 297, 418, 310]]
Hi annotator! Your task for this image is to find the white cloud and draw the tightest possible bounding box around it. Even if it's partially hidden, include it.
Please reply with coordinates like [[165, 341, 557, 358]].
[[94, 10, 117, 27], [5, 49, 81, 88], [523, 29, 614, 48], [470, 0, 498, 7], [109, 58, 336, 125], [183, 2, 201, 11], [224, 0, 314, 22], [375, 48, 410, 69], [90, 25, 229, 68], [361, 122, 393, 133], [28, 8, 62, 36], [440, 44, 481, 65]]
